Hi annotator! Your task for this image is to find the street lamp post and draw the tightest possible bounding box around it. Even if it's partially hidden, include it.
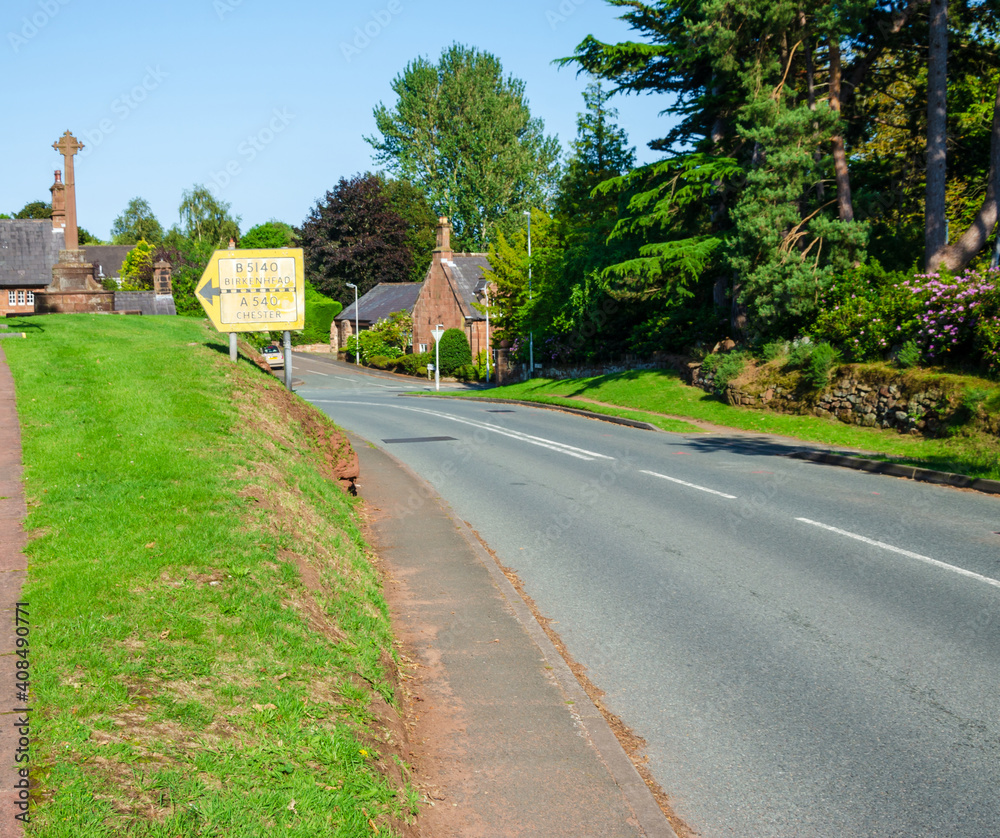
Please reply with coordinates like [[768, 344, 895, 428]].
[[483, 287, 491, 384], [523, 210, 533, 379], [431, 324, 445, 392], [345, 282, 359, 365]]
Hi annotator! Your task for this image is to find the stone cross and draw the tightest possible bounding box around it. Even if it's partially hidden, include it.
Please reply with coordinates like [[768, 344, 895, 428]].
[[52, 131, 83, 250]]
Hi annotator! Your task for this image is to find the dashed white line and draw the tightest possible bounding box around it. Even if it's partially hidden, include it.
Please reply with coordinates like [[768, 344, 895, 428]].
[[640, 470, 737, 499], [796, 518, 1000, 590]]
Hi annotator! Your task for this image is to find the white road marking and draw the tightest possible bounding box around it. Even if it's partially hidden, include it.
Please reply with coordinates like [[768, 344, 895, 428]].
[[640, 470, 737, 499], [314, 399, 614, 461], [796, 518, 1000, 590]]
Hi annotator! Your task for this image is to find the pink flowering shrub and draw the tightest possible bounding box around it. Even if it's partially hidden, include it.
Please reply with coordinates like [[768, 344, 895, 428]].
[[906, 268, 1000, 370], [811, 263, 921, 361], [810, 263, 1000, 373]]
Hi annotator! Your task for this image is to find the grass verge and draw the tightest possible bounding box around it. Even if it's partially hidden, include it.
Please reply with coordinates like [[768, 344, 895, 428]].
[[460, 370, 1000, 480], [4, 314, 415, 837]]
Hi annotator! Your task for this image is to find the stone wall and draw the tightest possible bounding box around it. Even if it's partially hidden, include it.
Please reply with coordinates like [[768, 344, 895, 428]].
[[114, 292, 177, 316], [690, 363, 954, 436]]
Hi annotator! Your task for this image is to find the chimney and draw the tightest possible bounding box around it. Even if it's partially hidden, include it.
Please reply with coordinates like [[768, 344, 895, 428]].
[[434, 216, 453, 261], [50, 169, 66, 233]]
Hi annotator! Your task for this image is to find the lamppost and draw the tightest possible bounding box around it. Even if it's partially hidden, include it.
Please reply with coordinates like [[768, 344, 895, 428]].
[[523, 209, 533, 378], [345, 282, 359, 365], [483, 286, 491, 384], [431, 324, 445, 392]]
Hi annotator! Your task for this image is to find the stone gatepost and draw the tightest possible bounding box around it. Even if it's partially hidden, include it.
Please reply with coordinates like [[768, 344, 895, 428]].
[[154, 260, 172, 295]]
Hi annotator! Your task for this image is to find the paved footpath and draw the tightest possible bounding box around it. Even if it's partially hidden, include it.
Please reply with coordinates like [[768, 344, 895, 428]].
[[355, 437, 676, 838], [0, 347, 27, 838]]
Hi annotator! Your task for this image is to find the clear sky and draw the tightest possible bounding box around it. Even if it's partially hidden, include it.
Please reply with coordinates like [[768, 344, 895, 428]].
[[2, 0, 676, 240]]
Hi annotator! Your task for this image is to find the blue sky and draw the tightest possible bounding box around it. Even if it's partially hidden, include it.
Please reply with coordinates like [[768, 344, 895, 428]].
[[3, 0, 675, 240]]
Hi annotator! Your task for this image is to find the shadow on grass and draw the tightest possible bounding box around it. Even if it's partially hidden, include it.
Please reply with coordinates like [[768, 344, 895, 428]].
[[3, 317, 46, 333]]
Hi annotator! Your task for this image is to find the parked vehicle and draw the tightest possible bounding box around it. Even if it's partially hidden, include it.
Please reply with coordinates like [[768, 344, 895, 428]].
[[261, 345, 283, 369]]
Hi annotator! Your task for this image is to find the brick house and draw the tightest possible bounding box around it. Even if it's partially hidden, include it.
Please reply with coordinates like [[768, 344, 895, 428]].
[[0, 219, 64, 316], [332, 282, 424, 352], [410, 218, 493, 357]]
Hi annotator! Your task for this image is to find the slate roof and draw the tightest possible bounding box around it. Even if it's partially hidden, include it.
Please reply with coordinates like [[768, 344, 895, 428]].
[[84, 245, 134, 280], [0, 220, 64, 287], [337, 282, 424, 324], [443, 254, 491, 320]]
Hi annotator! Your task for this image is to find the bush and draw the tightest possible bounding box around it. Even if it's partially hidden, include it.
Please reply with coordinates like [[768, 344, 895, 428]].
[[454, 364, 480, 382], [296, 282, 342, 345], [784, 340, 841, 388], [398, 352, 431, 376], [810, 263, 921, 361], [701, 351, 747, 395], [895, 339, 922, 369], [437, 328, 472, 375], [761, 340, 790, 362], [803, 342, 840, 388]]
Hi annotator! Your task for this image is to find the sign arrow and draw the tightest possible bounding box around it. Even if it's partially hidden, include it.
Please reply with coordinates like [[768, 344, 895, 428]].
[[197, 280, 220, 306]]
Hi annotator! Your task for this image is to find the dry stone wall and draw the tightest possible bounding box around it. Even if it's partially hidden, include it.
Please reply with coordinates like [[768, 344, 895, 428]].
[[690, 364, 952, 436]]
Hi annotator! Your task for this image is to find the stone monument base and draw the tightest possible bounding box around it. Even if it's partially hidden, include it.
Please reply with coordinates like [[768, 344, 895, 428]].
[[49, 249, 101, 292], [37, 248, 112, 313], [33, 290, 115, 314]]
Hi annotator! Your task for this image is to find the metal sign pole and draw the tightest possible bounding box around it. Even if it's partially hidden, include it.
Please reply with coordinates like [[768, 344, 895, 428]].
[[283, 330, 293, 391], [229, 333, 237, 363]]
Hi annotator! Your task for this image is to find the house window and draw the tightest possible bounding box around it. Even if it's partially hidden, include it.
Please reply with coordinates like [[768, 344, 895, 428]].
[[7, 292, 14, 306], [17, 290, 25, 305], [419, 344, 428, 353], [25, 291, 33, 305]]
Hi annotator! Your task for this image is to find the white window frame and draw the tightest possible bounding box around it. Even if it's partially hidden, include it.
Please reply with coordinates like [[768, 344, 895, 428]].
[[25, 291, 33, 305], [17, 290, 25, 305], [7, 291, 15, 306]]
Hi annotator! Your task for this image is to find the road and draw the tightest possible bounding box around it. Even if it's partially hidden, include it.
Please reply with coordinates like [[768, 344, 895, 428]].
[[291, 353, 1000, 838]]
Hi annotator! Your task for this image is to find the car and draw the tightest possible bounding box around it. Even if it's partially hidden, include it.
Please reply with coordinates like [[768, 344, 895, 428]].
[[261, 344, 283, 370]]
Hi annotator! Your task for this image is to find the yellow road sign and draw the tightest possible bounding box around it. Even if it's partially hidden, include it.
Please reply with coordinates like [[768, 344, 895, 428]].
[[195, 248, 305, 332]]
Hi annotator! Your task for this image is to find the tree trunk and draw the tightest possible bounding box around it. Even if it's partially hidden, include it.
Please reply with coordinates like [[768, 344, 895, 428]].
[[829, 40, 854, 221], [937, 78, 1000, 271], [925, 0, 949, 270]]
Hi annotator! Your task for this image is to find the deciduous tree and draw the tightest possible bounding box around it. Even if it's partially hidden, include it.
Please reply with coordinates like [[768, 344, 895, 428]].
[[111, 197, 164, 245], [367, 43, 561, 250], [298, 173, 414, 306], [178, 185, 240, 248]]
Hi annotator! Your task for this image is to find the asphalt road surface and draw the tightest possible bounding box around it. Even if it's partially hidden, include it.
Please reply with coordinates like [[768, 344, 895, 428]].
[[292, 353, 1000, 838]]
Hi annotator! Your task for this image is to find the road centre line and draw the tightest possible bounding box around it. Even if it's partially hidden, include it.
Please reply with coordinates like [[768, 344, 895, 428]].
[[640, 470, 737, 499], [314, 399, 614, 461], [796, 517, 1000, 590]]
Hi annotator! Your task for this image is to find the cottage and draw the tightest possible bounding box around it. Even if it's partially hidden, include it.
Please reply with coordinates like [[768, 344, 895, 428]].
[[410, 217, 492, 357], [332, 282, 424, 352], [0, 218, 63, 316]]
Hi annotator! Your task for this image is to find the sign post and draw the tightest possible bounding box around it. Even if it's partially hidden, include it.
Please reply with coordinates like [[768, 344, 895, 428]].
[[196, 248, 305, 390], [431, 324, 445, 392]]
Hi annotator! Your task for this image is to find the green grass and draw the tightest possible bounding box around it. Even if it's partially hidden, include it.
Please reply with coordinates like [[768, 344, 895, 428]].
[[457, 370, 1000, 480], [4, 314, 414, 837]]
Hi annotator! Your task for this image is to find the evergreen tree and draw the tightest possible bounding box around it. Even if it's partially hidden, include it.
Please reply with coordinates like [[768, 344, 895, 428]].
[[555, 82, 635, 222]]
